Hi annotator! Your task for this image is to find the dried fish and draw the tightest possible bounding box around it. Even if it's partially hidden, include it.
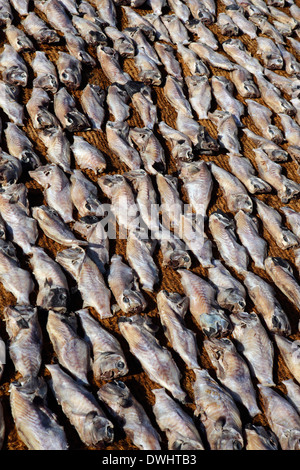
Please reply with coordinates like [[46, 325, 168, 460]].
[[98, 380, 161, 450], [281, 206, 300, 240], [255, 73, 296, 116], [156, 172, 182, 232], [245, 424, 278, 450], [185, 0, 214, 23], [129, 127, 165, 175], [42, 0, 77, 35], [123, 81, 157, 130], [97, 46, 131, 85], [10, 377, 68, 450], [71, 136, 106, 174], [235, 210, 267, 269], [209, 210, 249, 274], [94, 0, 116, 26], [0, 81, 24, 125], [159, 231, 192, 270], [65, 33, 96, 67], [185, 20, 218, 50], [72, 16, 108, 46], [106, 120, 141, 170], [46, 310, 90, 385], [243, 127, 289, 161], [46, 363, 114, 447], [275, 335, 300, 384], [225, 4, 257, 38], [133, 48, 162, 86], [5, 123, 41, 170], [256, 37, 283, 69], [193, 369, 244, 450], [0, 239, 34, 303], [0, 149, 22, 186], [207, 259, 246, 313], [5, 25, 34, 53], [22, 12, 60, 44], [158, 121, 193, 165], [154, 42, 183, 82], [185, 76, 211, 120], [56, 52, 82, 90], [279, 113, 300, 147], [118, 315, 187, 403], [105, 26, 135, 58], [161, 14, 190, 45], [258, 385, 300, 450], [157, 290, 200, 370], [179, 269, 231, 338], [152, 388, 204, 450], [283, 379, 300, 415], [39, 127, 71, 173], [70, 170, 103, 217], [204, 337, 261, 417], [122, 6, 156, 41], [124, 27, 161, 65], [217, 12, 239, 36], [144, 13, 171, 42], [107, 83, 130, 122], [4, 305, 42, 379], [26, 88, 59, 130], [0, 0, 13, 26], [208, 110, 241, 156], [211, 76, 244, 127], [227, 155, 272, 194], [265, 256, 300, 310], [229, 66, 260, 98], [250, 15, 285, 44], [222, 38, 264, 75], [246, 99, 283, 143], [108, 254, 147, 315], [177, 44, 210, 77], [190, 42, 236, 71], [31, 51, 59, 94], [54, 87, 90, 132]]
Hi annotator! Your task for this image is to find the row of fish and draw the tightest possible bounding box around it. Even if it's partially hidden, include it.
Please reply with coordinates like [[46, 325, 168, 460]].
[[0, 0, 300, 453]]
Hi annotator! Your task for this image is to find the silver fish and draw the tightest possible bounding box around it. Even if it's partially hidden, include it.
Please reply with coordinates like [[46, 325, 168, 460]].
[[46, 363, 114, 447], [254, 148, 300, 203], [185, 21, 218, 50], [42, 0, 77, 34], [0, 186, 38, 254], [210, 163, 253, 213], [231, 311, 275, 386], [5, 123, 41, 170], [104, 26, 135, 58], [126, 228, 159, 293], [124, 27, 161, 65], [54, 87, 90, 132], [123, 81, 157, 130], [211, 76, 244, 127], [176, 43, 210, 77], [70, 170, 103, 218], [22, 12, 60, 44], [0, 149, 22, 186], [185, 0, 214, 23], [97, 46, 131, 85], [209, 210, 249, 275], [98, 174, 139, 232], [38, 127, 71, 173], [108, 254, 147, 315], [56, 246, 112, 318], [185, 75, 211, 120], [133, 48, 162, 86], [73, 216, 109, 274], [258, 385, 300, 450], [77, 308, 128, 381], [161, 14, 190, 45], [156, 172, 182, 232], [107, 83, 130, 122], [204, 337, 261, 417], [217, 12, 239, 36], [94, 0, 116, 26], [65, 33, 96, 67], [31, 51, 58, 94], [179, 269, 231, 338], [26, 88, 59, 130], [243, 127, 288, 161], [159, 231, 192, 270], [4, 305, 42, 379], [275, 335, 300, 384], [193, 368, 244, 450], [5, 25, 34, 53], [56, 52, 82, 90], [243, 270, 291, 335], [178, 160, 213, 220], [255, 73, 296, 116], [279, 113, 300, 147], [265, 256, 300, 310], [59, 0, 79, 15], [291, 96, 300, 125], [152, 388, 204, 450], [222, 38, 264, 75], [129, 127, 166, 175], [29, 163, 73, 223], [250, 15, 285, 44], [71, 136, 106, 174], [0, 81, 24, 125], [246, 99, 283, 143], [235, 210, 267, 270], [29, 246, 69, 312], [283, 379, 300, 415], [72, 16, 108, 46], [190, 42, 236, 71], [122, 6, 156, 41], [106, 121, 142, 170], [256, 37, 283, 69], [272, 20, 294, 37], [208, 110, 241, 156], [32, 205, 87, 247], [154, 42, 183, 82], [118, 315, 187, 403], [9, 377, 68, 450], [176, 113, 219, 154], [281, 206, 300, 239], [245, 424, 278, 450], [157, 290, 200, 370], [46, 310, 91, 385], [0, 239, 34, 303], [144, 12, 171, 42], [225, 4, 257, 38], [158, 121, 193, 165], [269, 5, 298, 29], [98, 380, 161, 450], [167, 0, 190, 22], [229, 66, 260, 98], [207, 259, 246, 313], [289, 37, 300, 58], [255, 198, 299, 249], [227, 155, 272, 194], [0, 0, 13, 26]]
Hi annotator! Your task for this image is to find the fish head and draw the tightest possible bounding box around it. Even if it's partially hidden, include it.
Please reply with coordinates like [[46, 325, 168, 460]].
[[29, 164, 56, 187], [159, 290, 189, 316], [200, 310, 232, 338], [163, 247, 192, 270], [3, 67, 28, 87], [98, 380, 132, 407], [0, 238, 18, 261], [64, 111, 90, 132], [33, 74, 59, 93], [55, 246, 86, 277], [84, 411, 114, 445], [98, 174, 126, 197], [121, 289, 147, 314], [94, 351, 128, 381]]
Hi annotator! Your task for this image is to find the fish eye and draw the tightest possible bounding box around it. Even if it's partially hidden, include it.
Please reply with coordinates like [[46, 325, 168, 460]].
[[117, 381, 126, 389], [117, 361, 125, 369], [106, 426, 114, 438], [123, 296, 129, 303], [62, 72, 68, 79]]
